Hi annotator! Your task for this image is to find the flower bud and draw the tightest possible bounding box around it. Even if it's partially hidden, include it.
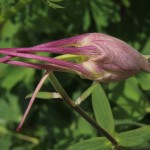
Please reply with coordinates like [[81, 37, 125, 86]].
[[0, 33, 149, 83], [77, 33, 150, 82]]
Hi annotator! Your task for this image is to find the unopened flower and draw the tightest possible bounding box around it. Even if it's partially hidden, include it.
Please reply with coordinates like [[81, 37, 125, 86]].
[[0, 33, 149, 82], [75, 33, 150, 82], [0, 33, 150, 130]]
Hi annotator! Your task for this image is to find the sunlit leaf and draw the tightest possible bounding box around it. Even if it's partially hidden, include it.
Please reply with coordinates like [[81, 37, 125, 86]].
[[46, 0, 64, 9], [26, 91, 61, 99], [1, 67, 34, 90], [0, 93, 21, 122], [110, 77, 150, 120], [92, 83, 115, 135], [117, 126, 150, 147], [138, 73, 150, 90], [67, 137, 112, 150]]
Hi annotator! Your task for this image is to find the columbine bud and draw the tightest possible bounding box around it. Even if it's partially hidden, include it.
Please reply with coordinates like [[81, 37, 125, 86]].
[[0, 33, 149, 83], [76, 33, 150, 82], [0, 33, 150, 130]]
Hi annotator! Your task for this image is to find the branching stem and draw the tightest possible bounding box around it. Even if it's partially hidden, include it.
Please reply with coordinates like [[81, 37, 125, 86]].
[[48, 72, 119, 149]]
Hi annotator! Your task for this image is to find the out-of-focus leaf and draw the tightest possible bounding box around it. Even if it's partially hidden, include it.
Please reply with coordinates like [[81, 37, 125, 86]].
[[12, 147, 31, 150], [121, 0, 131, 7], [142, 38, 150, 55], [90, 1, 107, 30], [115, 119, 146, 127], [72, 117, 96, 137], [50, 0, 64, 2], [89, 0, 119, 31], [46, 0, 64, 9], [110, 77, 150, 120], [0, 134, 11, 150], [0, 93, 21, 122], [1, 67, 34, 90], [117, 126, 150, 147], [0, 20, 21, 47], [0, 125, 39, 144], [92, 83, 115, 135], [138, 73, 150, 90], [67, 137, 112, 150], [26, 91, 61, 99], [83, 8, 91, 31], [0, 0, 15, 15], [0, 0, 32, 23]]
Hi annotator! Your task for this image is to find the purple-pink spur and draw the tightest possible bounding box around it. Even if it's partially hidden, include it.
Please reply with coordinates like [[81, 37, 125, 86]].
[[0, 33, 150, 82]]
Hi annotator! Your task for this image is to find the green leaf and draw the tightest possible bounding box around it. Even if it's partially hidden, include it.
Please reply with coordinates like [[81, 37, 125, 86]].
[[26, 91, 61, 99], [117, 125, 150, 147], [0, 0, 15, 15], [110, 77, 150, 120], [0, 93, 21, 122], [67, 137, 112, 150], [0, 20, 21, 47], [46, 0, 64, 9], [1, 67, 34, 90], [50, 0, 64, 2], [83, 8, 91, 31], [115, 119, 146, 127], [0, 0, 32, 23], [92, 83, 115, 135], [0, 134, 11, 150], [73, 117, 96, 137], [138, 73, 150, 90], [0, 125, 39, 144]]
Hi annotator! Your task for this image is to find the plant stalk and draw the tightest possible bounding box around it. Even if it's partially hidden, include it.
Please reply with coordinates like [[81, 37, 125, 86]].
[[48, 72, 119, 149]]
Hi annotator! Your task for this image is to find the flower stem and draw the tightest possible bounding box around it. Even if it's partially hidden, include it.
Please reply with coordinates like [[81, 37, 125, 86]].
[[48, 72, 119, 149], [17, 72, 49, 131]]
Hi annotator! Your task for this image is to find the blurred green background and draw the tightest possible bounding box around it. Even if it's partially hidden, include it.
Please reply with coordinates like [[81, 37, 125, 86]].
[[0, 0, 150, 149]]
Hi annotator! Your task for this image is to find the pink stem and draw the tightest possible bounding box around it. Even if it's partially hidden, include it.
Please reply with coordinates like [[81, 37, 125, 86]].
[[16, 72, 49, 131]]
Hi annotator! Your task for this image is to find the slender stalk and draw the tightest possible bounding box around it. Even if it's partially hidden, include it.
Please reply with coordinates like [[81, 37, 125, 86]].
[[48, 72, 119, 149], [16, 72, 49, 131], [0, 126, 39, 144], [75, 83, 98, 105]]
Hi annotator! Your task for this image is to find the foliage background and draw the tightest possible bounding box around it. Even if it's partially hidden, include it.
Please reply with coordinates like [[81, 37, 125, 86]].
[[0, 0, 150, 149]]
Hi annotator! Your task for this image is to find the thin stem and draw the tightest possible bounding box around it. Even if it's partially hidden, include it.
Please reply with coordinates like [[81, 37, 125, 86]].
[[16, 72, 49, 131], [48, 72, 119, 148], [75, 83, 98, 105], [0, 126, 39, 144]]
